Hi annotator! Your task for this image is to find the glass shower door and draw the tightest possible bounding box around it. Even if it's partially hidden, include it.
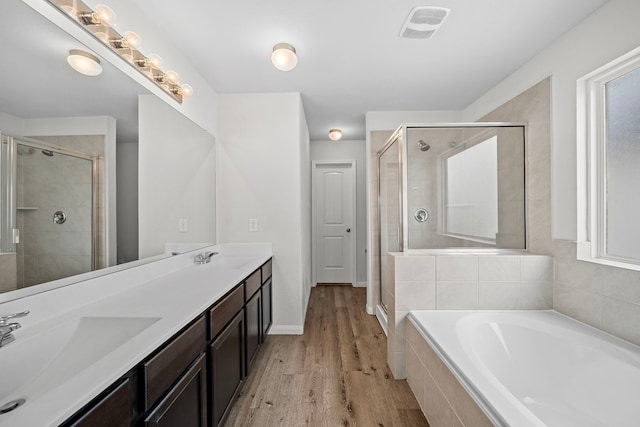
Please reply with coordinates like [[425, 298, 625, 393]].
[[15, 142, 94, 287], [378, 137, 402, 312]]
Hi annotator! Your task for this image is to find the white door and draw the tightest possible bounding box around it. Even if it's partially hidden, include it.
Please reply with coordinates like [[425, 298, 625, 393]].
[[313, 162, 355, 284]]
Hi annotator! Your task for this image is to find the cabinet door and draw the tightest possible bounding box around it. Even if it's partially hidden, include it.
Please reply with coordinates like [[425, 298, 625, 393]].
[[261, 278, 272, 341], [144, 353, 207, 427], [68, 378, 131, 427], [210, 310, 245, 427], [245, 291, 261, 373]]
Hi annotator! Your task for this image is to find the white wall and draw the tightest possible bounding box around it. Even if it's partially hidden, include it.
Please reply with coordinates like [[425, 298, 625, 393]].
[[462, 0, 640, 240], [217, 92, 310, 334], [117, 143, 138, 263], [138, 95, 216, 258], [310, 139, 367, 285], [299, 99, 312, 317]]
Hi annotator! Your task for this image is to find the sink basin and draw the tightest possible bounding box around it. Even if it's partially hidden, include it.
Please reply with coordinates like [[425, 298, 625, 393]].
[[208, 256, 254, 270], [0, 316, 160, 405]]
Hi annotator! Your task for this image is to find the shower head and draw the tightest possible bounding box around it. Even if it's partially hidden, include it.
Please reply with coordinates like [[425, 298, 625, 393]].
[[41, 150, 54, 157], [418, 140, 431, 152]]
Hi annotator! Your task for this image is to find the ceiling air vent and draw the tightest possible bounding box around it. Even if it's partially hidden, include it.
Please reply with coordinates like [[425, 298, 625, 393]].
[[400, 6, 450, 39]]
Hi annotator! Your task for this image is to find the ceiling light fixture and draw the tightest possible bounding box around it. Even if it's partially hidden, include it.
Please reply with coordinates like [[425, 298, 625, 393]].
[[67, 49, 103, 76], [271, 43, 297, 71], [328, 128, 343, 141], [49, 0, 193, 103]]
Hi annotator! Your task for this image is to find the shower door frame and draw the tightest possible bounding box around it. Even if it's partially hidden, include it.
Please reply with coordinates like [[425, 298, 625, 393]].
[[376, 122, 528, 312], [3, 135, 100, 273]]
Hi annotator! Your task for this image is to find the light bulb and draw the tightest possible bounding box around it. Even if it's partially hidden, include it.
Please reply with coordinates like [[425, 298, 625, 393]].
[[123, 31, 142, 50], [165, 70, 180, 84], [147, 53, 163, 69], [93, 4, 116, 26], [181, 84, 194, 97]]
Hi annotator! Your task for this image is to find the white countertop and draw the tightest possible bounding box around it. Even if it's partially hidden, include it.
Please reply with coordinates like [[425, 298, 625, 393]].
[[0, 243, 272, 426]]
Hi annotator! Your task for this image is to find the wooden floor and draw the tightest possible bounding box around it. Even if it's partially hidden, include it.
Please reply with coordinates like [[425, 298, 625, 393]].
[[224, 285, 429, 426]]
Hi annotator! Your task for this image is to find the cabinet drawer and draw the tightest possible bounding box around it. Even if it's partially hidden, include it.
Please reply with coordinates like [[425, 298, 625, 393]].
[[261, 259, 272, 284], [70, 379, 131, 427], [244, 270, 261, 300], [209, 284, 244, 339], [143, 316, 206, 410]]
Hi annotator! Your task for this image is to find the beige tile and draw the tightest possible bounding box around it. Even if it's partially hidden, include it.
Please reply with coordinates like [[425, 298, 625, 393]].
[[478, 256, 520, 281], [437, 282, 479, 310], [553, 284, 603, 329], [395, 255, 436, 281], [519, 281, 553, 309], [422, 340, 457, 403], [452, 380, 493, 427], [424, 370, 456, 427], [602, 266, 640, 306], [436, 256, 479, 281], [520, 255, 553, 282], [479, 282, 520, 309], [602, 297, 640, 346], [396, 281, 436, 311], [406, 346, 426, 409]]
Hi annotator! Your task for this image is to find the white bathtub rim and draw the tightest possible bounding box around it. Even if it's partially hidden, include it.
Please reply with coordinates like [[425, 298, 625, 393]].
[[408, 309, 640, 427], [408, 313, 511, 427]]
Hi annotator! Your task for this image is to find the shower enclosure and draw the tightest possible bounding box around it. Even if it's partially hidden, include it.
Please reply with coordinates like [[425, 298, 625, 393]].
[[377, 123, 526, 312], [1, 133, 99, 290]]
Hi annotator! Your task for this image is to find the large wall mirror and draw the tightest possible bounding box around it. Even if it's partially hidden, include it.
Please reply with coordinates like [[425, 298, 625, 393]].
[[0, 0, 215, 300]]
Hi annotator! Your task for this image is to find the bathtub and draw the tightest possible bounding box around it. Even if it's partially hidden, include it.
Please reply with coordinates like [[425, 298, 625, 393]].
[[407, 310, 640, 427]]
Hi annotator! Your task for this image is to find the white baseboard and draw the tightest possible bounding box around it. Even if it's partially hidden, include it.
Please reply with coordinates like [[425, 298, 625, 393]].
[[375, 305, 388, 336], [268, 325, 304, 335], [355, 281, 367, 288], [366, 304, 375, 315]]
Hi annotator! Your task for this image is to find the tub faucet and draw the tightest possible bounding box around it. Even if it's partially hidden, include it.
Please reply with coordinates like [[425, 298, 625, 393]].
[[0, 311, 29, 348], [194, 251, 219, 265]]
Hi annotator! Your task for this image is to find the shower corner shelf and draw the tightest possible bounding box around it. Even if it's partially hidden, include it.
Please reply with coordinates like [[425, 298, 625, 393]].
[[17, 207, 38, 211]]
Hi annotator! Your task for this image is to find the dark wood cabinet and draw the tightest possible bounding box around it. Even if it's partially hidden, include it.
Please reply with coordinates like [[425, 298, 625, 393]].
[[67, 378, 131, 427], [144, 353, 207, 427], [210, 310, 245, 427], [60, 257, 272, 427], [261, 277, 272, 341], [245, 290, 262, 372]]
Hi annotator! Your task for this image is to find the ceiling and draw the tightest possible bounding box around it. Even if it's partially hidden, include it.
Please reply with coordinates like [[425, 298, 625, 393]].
[[1, 0, 609, 143], [130, 0, 608, 140]]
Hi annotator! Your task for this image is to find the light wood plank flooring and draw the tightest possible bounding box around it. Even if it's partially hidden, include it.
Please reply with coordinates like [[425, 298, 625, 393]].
[[224, 285, 428, 426]]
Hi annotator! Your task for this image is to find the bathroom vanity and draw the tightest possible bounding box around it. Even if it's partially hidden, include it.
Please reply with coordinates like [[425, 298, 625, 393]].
[[0, 243, 273, 427]]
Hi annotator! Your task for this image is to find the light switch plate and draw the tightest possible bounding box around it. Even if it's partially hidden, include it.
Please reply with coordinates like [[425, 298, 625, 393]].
[[179, 218, 188, 232], [249, 218, 258, 232]]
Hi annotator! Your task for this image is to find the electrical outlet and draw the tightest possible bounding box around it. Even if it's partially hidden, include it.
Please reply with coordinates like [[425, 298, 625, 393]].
[[249, 218, 258, 232], [179, 218, 188, 232]]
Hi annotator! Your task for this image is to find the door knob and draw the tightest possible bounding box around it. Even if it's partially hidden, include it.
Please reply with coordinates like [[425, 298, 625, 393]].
[[346, 228, 351, 232]]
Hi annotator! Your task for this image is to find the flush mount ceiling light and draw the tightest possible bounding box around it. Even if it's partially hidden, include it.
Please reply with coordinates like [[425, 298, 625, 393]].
[[271, 43, 297, 71], [67, 49, 102, 76], [49, 0, 193, 103], [400, 6, 450, 39], [328, 128, 343, 141]]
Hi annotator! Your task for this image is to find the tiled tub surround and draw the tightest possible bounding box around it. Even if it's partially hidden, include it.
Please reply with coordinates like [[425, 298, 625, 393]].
[[554, 240, 640, 347], [0, 243, 272, 426], [406, 310, 640, 427], [386, 251, 553, 378]]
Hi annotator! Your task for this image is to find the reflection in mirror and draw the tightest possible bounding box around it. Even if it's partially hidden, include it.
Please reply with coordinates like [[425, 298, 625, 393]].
[[0, 0, 213, 299]]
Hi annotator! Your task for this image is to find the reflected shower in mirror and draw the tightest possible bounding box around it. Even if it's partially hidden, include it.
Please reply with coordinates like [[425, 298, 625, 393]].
[[0, 0, 214, 299]]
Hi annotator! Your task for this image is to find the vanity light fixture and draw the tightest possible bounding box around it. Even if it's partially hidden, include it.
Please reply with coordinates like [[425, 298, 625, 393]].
[[271, 43, 297, 71], [67, 49, 103, 76], [328, 128, 343, 141], [48, 0, 193, 103]]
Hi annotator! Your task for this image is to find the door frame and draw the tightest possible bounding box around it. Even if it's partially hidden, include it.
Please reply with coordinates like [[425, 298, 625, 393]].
[[311, 160, 357, 287]]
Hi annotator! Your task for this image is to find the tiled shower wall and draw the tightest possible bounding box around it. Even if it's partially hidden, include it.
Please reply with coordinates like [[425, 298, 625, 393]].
[[15, 135, 105, 288]]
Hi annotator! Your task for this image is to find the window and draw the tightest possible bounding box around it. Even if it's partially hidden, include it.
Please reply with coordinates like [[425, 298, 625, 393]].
[[578, 46, 640, 269]]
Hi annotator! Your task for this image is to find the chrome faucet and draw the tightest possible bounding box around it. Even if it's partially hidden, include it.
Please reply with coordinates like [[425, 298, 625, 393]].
[[194, 251, 219, 265], [0, 311, 29, 348]]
